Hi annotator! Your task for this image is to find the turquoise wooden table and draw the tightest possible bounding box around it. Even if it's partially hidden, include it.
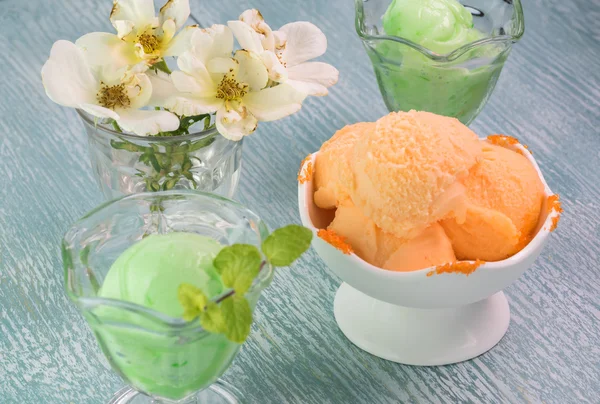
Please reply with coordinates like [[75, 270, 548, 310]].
[[1, 0, 599, 402]]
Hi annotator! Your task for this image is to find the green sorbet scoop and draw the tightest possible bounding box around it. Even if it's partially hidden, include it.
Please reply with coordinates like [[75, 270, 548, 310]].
[[99, 232, 225, 317], [93, 232, 238, 400], [382, 0, 483, 54]]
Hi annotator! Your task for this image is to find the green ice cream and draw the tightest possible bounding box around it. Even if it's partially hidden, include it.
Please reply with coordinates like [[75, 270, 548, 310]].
[[373, 0, 507, 124], [90, 233, 241, 400], [99, 232, 224, 317], [382, 0, 483, 55]]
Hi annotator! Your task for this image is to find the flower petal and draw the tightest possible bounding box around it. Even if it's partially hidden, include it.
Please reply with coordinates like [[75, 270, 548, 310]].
[[117, 109, 180, 135], [175, 52, 219, 96], [147, 70, 177, 103], [286, 62, 339, 96], [285, 80, 328, 97], [239, 9, 267, 32], [163, 25, 199, 57], [96, 64, 130, 86], [148, 71, 221, 115], [127, 73, 153, 109], [76, 32, 136, 68], [161, 19, 177, 45], [112, 20, 136, 39], [261, 51, 287, 82], [159, 0, 190, 31], [216, 104, 258, 141], [239, 9, 275, 51], [172, 69, 217, 98], [243, 84, 305, 121], [207, 57, 238, 75], [177, 51, 203, 74], [41, 40, 98, 107], [227, 20, 263, 54], [234, 50, 268, 91], [190, 25, 234, 65], [80, 104, 119, 120], [110, 0, 157, 34], [169, 95, 223, 116], [273, 30, 287, 50], [278, 21, 327, 66]]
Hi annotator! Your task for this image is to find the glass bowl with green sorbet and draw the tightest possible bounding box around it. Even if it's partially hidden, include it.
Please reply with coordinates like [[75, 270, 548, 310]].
[[355, 0, 524, 124]]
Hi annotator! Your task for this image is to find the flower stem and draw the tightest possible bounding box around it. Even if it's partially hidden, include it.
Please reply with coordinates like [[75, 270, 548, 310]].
[[111, 120, 123, 132]]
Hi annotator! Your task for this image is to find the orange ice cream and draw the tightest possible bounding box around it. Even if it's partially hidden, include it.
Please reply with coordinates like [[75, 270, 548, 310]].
[[327, 201, 378, 263], [328, 201, 455, 271], [311, 110, 550, 272], [347, 111, 481, 239], [441, 143, 545, 261], [314, 122, 375, 209], [382, 224, 456, 272]]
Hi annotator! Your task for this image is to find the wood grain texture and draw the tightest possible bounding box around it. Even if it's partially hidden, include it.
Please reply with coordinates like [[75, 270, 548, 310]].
[[0, 0, 598, 403]]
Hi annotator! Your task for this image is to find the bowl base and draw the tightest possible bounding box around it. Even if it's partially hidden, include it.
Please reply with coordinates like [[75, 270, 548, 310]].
[[334, 283, 510, 366], [109, 380, 241, 404]]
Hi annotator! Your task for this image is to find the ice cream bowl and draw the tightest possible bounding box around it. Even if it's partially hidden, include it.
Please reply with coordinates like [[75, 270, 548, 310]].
[[63, 190, 273, 404], [298, 142, 559, 366], [355, 0, 524, 125]]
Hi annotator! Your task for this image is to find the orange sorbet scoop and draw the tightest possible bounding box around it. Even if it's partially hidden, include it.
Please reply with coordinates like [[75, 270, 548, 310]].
[[441, 143, 545, 261]]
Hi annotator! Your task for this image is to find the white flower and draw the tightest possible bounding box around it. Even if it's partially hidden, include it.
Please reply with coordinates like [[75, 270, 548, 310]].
[[76, 0, 198, 68], [228, 9, 339, 96], [41, 40, 179, 136], [150, 25, 306, 141]]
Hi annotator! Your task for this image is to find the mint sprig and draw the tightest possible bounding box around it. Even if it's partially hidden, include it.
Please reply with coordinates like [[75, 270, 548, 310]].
[[221, 295, 252, 343], [177, 224, 312, 343], [214, 244, 262, 295], [178, 284, 207, 321], [200, 301, 227, 334], [262, 225, 313, 267]]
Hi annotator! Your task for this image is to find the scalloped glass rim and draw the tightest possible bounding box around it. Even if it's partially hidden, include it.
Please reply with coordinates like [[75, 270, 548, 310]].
[[63, 190, 273, 335], [76, 108, 220, 142], [354, 0, 525, 62]]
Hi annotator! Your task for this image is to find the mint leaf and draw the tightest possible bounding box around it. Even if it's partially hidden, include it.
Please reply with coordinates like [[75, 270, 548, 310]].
[[214, 244, 261, 294], [200, 301, 226, 333], [221, 295, 252, 343], [178, 283, 208, 321], [262, 225, 312, 267]]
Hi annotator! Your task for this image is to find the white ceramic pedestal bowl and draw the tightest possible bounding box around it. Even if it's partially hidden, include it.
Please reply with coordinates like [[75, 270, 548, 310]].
[[298, 141, 559, 366]]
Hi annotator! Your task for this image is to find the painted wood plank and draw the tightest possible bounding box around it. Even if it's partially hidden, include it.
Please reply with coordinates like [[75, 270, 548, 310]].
[[0, 0, 598, 402]]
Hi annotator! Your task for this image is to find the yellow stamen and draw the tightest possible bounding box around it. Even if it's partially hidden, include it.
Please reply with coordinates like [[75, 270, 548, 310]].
[[216, 75, 247, 101], [138, 32, 160, 53], [276, 53, 287, 67], [97, 82, 130, 110]]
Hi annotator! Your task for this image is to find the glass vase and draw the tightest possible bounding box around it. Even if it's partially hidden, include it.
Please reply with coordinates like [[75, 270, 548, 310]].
[[355, 0, 525, 125], [79, 110, 243, 200], [62, 191, 273, 403]]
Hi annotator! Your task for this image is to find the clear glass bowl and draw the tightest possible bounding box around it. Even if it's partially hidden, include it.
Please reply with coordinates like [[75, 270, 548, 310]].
[[355, 0, 525, 125], [80, 110, 243, 200], [62, 191, 273, 403]]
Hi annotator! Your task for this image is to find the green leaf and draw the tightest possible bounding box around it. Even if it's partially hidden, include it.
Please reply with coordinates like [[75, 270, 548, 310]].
[[213, 245, 261, 295], [182, 156, 192, 172], [178, 283, 208, 321], [189, 135, 216, 151], [162, 177, 177, 190], [148, 180, 161, 192], [154, 59, 172, 74], [110, 139, 142, 152], [141, 150, 161, 172], [261, 225, 313, 267], [200, 301, 226, 333], [110, 119, 123, 133], [221, 295, 252, 343]]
